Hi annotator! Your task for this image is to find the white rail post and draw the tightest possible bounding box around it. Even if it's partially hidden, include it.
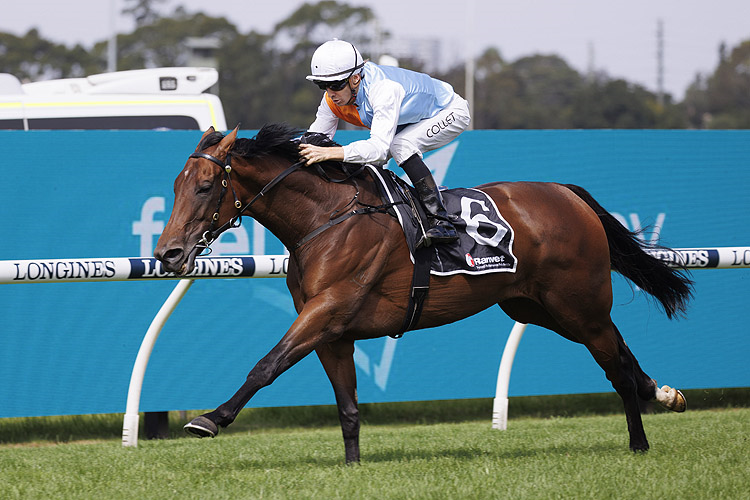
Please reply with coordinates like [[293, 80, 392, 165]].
[[492, 322, 527, 430], [122, 278, 194, 447]]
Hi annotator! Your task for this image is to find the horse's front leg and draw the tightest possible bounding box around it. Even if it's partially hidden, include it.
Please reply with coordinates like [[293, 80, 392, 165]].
[[316, 339, 359, 464], [184, 294, 350, 438]]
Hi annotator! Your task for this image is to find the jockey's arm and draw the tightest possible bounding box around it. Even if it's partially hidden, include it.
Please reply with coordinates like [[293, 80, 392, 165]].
[[343, 80, 404, 165], [302, 97, 344, 165]]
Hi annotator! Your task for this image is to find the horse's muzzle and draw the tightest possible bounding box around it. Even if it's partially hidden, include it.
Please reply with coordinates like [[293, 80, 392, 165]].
[[154, 245, 198, 275], [154, 247, 184, 273]]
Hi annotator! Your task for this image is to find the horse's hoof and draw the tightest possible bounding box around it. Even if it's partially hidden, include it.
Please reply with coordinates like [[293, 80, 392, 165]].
[[630, 442, 650, 453], [656, 384, 687, 412], [184, 416, 219, 438], [671, 388, 687, 412]]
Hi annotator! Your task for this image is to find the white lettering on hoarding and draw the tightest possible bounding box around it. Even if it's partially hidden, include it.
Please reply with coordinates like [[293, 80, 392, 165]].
[[136, 257, 246, 278], [132, 197, 261, 258], [132, 197, 165, 257], [612, 212, 666, 245]]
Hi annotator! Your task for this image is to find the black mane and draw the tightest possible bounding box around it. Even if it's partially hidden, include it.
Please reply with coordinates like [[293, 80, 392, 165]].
[[197, 123, 341, 164]]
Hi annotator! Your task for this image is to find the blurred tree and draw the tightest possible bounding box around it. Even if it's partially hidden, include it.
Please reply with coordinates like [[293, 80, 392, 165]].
[[438, 48, 687, 129], [273, 0, 377, 48], [222, 0, 379, 128], [571, 79, 664, 128], [216, 31, 274, 128], [684, 74, 709, 128], [103, 12, 238, 70], [503, 54, 584, 128], [436, 47, 525, 129], [122, 0, 168, 28], [694, 40, 750, 128], [0, 30, 97, 80]]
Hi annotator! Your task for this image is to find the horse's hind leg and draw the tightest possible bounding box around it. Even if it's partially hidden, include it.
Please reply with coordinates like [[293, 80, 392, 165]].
[[315, 339, 360, 464], [502, 298, 654, 450], [612, 325, 687, 412], [611, 325, 657, 402], [507, 298, 651, 450], [581, 321, 652, 451]]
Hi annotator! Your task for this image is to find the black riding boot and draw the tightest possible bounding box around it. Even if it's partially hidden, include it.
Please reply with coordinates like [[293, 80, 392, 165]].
[[400, 154, 459, 248]]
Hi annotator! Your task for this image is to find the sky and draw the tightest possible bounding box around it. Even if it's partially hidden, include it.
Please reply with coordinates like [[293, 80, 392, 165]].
[[1, 0, 748, 100]]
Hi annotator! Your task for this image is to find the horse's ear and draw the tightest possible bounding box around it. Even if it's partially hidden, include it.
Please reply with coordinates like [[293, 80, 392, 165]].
[[216, 125, 240, 158], [195, 126, 216, 151]]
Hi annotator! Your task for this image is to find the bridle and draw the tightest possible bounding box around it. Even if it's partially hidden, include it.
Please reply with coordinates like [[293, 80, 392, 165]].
[[187, 148, 398, 256], [188, 150, 306, 254]]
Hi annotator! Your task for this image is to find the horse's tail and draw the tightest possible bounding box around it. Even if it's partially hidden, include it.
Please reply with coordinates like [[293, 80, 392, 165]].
[[564, 184, 694, 319]]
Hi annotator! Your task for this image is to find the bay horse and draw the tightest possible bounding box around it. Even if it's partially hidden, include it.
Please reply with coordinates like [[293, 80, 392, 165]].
[[154, 124, 692, 464]]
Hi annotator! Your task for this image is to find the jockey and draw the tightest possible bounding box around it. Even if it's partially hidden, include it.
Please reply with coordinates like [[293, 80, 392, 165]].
[[299, 39, 471, 248]]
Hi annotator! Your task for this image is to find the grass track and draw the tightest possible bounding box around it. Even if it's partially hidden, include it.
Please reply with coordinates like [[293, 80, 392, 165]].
[[1, 391, 748, 499]]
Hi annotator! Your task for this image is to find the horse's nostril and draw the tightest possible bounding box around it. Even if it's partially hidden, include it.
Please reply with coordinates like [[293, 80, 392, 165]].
[[162, 248, 184, 264]]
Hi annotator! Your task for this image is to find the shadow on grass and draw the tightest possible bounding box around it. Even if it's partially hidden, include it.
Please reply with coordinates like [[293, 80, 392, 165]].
[[361, 441, 629, 465], [1, 387, 747, 446]]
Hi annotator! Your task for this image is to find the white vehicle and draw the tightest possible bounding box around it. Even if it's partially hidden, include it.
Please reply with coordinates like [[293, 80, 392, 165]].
[[0, 67, 227, 131]]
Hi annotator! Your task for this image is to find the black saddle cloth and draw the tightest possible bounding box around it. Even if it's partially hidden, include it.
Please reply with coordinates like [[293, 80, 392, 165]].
[[367, 166, 517, 276]]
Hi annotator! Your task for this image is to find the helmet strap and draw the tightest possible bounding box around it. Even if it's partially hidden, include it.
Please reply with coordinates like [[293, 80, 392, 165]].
[[346, 42, 361, 105], [346, 74, 361, 105]]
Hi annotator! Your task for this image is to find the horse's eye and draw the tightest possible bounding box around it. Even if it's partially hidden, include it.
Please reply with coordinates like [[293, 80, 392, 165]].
[[197, 183, 212, 195]]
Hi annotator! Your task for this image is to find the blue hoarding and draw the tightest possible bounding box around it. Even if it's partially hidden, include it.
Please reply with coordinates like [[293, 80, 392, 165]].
[[1, 130, 748, 418]]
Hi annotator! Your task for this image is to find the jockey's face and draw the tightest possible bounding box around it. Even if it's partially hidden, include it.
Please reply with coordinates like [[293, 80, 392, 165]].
[[325, 74, 361, 106]]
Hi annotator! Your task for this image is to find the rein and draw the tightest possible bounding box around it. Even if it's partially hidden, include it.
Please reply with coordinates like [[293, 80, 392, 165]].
[[295, 162, 401, 249], [189, 151, 307, 253], [190, 151, 400, 254]]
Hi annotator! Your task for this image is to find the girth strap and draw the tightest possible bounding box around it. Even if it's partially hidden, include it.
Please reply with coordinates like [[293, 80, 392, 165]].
[[392, 245, 433, 338]]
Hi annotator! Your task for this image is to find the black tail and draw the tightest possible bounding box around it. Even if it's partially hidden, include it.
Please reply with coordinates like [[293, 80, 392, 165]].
[[564, 184, 694, 319]]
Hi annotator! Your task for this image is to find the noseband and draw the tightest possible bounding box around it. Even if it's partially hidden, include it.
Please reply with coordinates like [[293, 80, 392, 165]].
[[188, 151, 306, 253]]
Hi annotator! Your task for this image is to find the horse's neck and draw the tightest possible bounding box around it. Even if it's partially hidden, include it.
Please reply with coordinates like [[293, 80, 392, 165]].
[[237, 158, 350, 250]]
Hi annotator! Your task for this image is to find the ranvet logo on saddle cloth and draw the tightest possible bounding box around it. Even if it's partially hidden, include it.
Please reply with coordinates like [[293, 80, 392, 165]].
[[367, 166, 517, 275]]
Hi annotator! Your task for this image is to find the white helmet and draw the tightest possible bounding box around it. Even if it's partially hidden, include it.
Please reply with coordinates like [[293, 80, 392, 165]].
[[306, 39, 365, 82]]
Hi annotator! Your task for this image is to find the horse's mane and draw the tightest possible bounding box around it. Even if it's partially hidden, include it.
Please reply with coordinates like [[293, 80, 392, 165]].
[[197, 123, 341, 164]]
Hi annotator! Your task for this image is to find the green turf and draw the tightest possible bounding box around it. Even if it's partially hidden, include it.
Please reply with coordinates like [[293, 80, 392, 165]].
[[1, 407, 748, 499], [1, 389, 748, 499]]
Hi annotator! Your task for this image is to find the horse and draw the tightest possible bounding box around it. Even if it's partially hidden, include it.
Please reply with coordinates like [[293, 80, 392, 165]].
[[154, 123, 692, 464]]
